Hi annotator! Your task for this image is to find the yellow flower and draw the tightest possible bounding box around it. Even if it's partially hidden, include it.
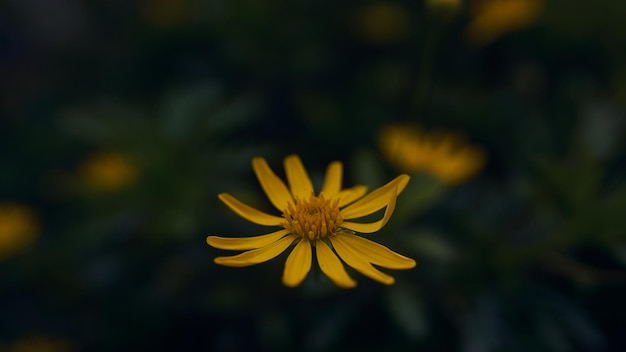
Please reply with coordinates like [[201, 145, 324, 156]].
[[379, 125, 485, 185], [466, 0, 542, 46], [79, 152, 138, 192], [207, 155, 415, 288], [0, 203, 39, 260]]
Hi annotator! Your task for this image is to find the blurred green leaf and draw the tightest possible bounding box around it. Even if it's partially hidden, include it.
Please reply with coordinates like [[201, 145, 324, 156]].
[[611, 244, 626, 267], [403, 228, 456, 263], [394, 173, 446, 223], [579, 100, 624, 160], [461, 295, 505, 352], [351, 148, 386, 188], [385, 284, 428, 340], [159, 83, 223, 141]]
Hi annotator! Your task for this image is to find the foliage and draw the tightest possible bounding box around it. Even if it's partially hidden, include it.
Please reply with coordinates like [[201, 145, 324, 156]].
[[1, 0, 625, 350]]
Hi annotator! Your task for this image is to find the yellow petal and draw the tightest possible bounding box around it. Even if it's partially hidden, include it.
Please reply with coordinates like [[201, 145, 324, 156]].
[[330, 236, 395, 285], [206, 229, 290, 250], [282, 239, 312, 287], [284, 155, 314, 199], [331, 233, 415, 269], [320, 161, 342, 197], [252, 157, 294, 211], [214, 234, 298, 267], [341, 186, 397, 233], [315, 239, 357, 288], [340, 174, 409, 219], [218, 193, 284, 226], [336, 185, 368, 207]]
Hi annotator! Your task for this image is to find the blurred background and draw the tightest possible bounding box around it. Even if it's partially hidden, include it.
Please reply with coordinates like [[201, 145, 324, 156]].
[[1, 0, 625, 350]]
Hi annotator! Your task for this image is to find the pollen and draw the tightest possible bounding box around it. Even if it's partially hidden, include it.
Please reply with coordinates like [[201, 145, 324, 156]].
[[282, 194, 343, 241]]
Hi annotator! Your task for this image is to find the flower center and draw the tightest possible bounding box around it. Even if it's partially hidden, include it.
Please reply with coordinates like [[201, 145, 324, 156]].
[[282, 194, 343, 241]]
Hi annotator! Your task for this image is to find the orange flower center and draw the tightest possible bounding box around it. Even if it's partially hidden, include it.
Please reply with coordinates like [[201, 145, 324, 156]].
[[282, 194, 343, 241]]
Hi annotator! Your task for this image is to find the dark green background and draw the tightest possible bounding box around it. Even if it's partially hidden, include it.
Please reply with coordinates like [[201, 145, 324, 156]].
[[1, 0, 625, 350]]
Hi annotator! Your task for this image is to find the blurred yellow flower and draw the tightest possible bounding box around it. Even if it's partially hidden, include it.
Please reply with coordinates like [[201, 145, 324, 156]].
[[354, 3, 411, 45], [79, 152, 138, 192], [207, 155, 415, 288], [379, 125, 486, 185], [9, 336, 73, 352], [466, 0, 542, 46], [0, 203, 39, 260]]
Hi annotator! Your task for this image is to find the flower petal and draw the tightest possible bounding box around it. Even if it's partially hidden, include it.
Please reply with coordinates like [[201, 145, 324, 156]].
[[341, 186, 398, 233], [252, 157, 294, 211], [218, 193, 284, 226], [340, 174, 409, 219], [282, 239, 312, 287], [330, 235, 395, 285], [315, 239, 357, 288], [206, 229, 291, 250], [320, 161, 342, 197], [337, 185, 368, 207], [331, 233, 415, 269], [284, 155, 314, 199], [214, 234, 298, 267]]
